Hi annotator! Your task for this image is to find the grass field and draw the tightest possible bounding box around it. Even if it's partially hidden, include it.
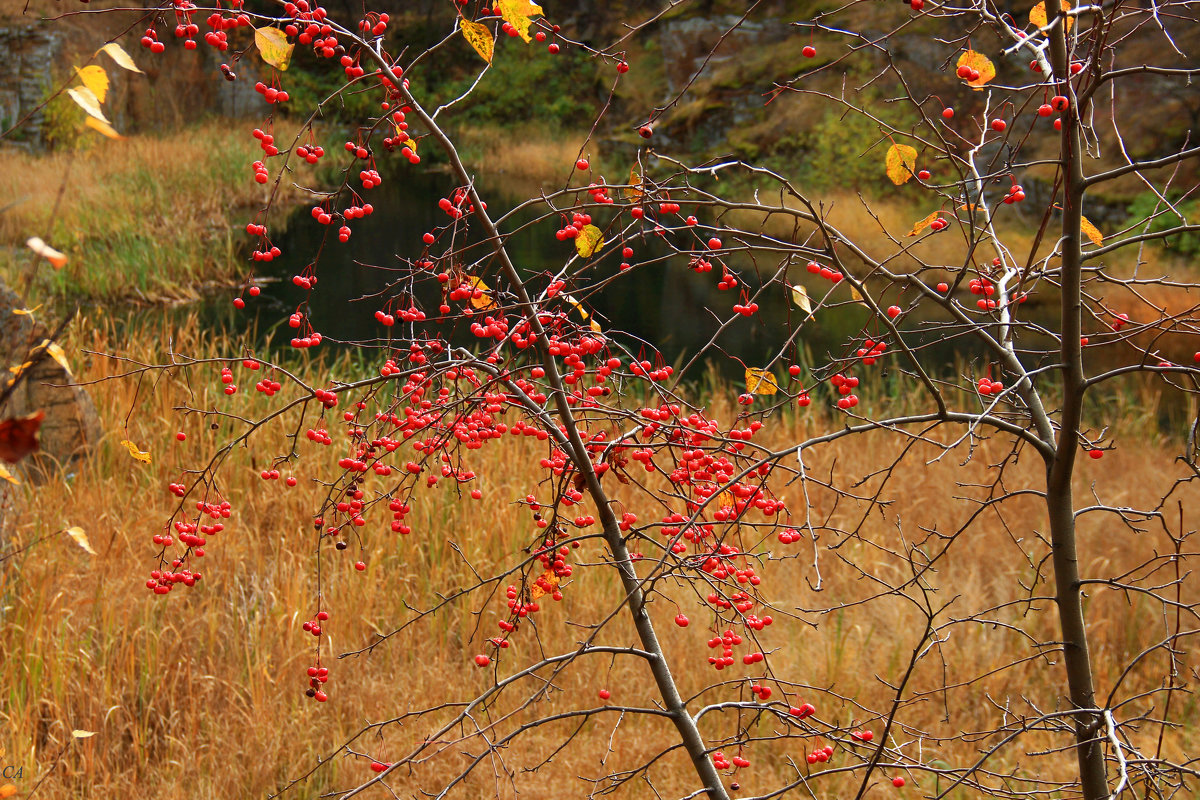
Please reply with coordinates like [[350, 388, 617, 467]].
[[0, 310, 1195, 799]]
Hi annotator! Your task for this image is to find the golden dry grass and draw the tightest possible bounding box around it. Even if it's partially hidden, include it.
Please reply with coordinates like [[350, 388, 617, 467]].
[[0, 312, 1195, 799]]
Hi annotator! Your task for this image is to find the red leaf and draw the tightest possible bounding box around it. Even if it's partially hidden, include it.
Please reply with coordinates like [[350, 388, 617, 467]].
[[0, 410, 46, 463]]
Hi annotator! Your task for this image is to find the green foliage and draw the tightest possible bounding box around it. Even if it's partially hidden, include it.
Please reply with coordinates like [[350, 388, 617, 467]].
[[428, 44, 599, 128], [1126, 192, 1200, 257]]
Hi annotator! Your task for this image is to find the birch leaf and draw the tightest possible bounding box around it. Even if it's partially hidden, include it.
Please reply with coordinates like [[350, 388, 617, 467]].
[[1030, 0, 1074, 32], [907, 211, 941, 236], [255, 26, 294, 70], [460, 18, 494, 64], [66, 87, 109, 124], [75, 65, 109, 103], [120, 439, 152, 464], [1080, 215, 1103, 246], [575, 224, 605, 258], [956, 50, 996, 89], [66, 528, 96, 555], [885, 143, 918, 185], [85, 116, 124, 140], [745, 368, 779, 395], [790, 284, 812, 314], [496, 0, 544, 43], [99, 42, 144, 73]]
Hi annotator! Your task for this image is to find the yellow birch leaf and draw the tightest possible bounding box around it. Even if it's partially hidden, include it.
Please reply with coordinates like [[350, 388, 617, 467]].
[[468, 276, 497, 310], [66, 527, 96, 555], [850, 286, 869, 308], [745, 368, 779, 395], [120, 439, 152, 464], [907, 211, 941, 237], [885, 143, 918, 185], [589, 318, 603, 333], [26, 237, 67, 268], [66, 86, 109, 124], [529, 569, 559, 600], [790, 283, 812, 315], [956, 50, 996, 89], [575, 224, 605, 258], [99, 42, 144, 73], [0, 464, 18, 485], [254, 26, 294, 71], [85, 116, 124, 140], [71, 729, 97, 738], [460, 18, 494, 64], [1080, 215, 1103, 246], [496, 0, 544, 43], [1030, 0, 1074, 32], [42, 341, 73, 374], [628, 165, 645, 202], [13, 305, 41, 316], [75, 65, 109, 103]]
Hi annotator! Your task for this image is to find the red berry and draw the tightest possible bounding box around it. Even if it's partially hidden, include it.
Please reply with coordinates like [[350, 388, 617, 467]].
[[176, 432, 187, 441], [942, 107, 954, 119], [991, 118, 1007, 132], [802, 45, 816, 58], [674, 613, 689, 627], [917, 169, 930, 180], [576, 158, 589, 171], [1089, 449, 1103, 459], [354, 561, 366, 571], [707, 237, 722, 250], [893, 778, 906, 788], [638, 125, 653, 139], [547, 43, 559, 54], [886, 305, 901, 318], [936, 282, 949, 292], [474, 654, 491, 667], [598, 689, 611, 700]]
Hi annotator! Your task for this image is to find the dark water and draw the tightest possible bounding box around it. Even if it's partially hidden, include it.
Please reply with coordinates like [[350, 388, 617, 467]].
[[199, 168, 1063, 385]]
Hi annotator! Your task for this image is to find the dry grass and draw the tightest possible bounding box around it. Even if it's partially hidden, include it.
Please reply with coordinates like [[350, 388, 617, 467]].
[[0, 313, 1195, 799], [0, 122, 276, 302], [454, 123, 588, 197]]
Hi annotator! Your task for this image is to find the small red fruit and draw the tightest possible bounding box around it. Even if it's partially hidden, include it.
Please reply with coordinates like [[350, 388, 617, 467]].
[[942, 107, 954, 119], [893, 778, 906, 788], [991, 118, 1007, 132], [638, 125, 653, 139], [886, 305, 901, 318], [707, 237, 722, 250], [936, 282, 949, 293], [598, 689, 611, 700], [802, 45, 816, 58], [675, 613, 690, 627], [1089, 449, 1103, 459], [917, 169, 930, 180], [576, 158, 589, 171], [474, 654, 490, 667], [176, 432, 187, 441]]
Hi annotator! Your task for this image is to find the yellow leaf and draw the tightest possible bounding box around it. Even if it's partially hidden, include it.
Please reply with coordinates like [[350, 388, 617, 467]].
[[907, 211, 941, 237], [0, 464, 18, 485], [9, 361, 32, 377], [66, 86, 109, 124], [1080, 215, 1103, 246], [745, 368, 779, 395], [26, 237, 67, 268], [468, 276, 497, 311], [99, 42, 144, 73], [956, 50, 996, 90], [716, 491, 734, 509], [575, 224, 604, 258], [13, 305, 41, 316], [120, 439, 152, 464], [42, 341, 73, 374], [628, 165, 645, 202], [0, 784, 16, 798], [85, 116, 124, 140], [589, 319, 603, 333], [496, 0, 543, 43], [850, 286, 869, 308], [460, 18, 494, 64], [1030, 0, 1074, 32], [254, 26, 294, 71], [75, 65, 109, 103], [66, 527, 96, 555], [71, 728, 97, 738], [885, 143, 918, 185], [529, 569, 559, 600], [790, 283, 812, 315]]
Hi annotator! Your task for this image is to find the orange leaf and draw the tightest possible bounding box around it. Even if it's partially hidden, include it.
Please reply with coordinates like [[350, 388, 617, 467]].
[[0, 410, 45, 464], [26, 237, 67, 268], [627, 165, 645, 202], [1080, 215, 1103, 246], [529, 569, 560, 600], [956, 50, 996, 89], [1030, 0, 1074, 32], [85, 116, 124, 139], [745, 368, 779, 395], [468, 276, 497, 310], [460, 18, 494, 64], [907, 211, 941, 237], [885, 143, 918, 185]]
